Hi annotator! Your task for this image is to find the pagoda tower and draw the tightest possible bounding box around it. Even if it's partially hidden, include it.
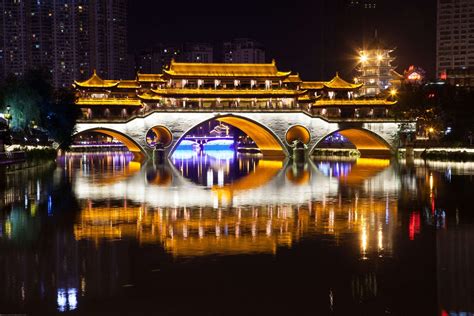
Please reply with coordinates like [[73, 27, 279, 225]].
[[356, 34, 400, 96]]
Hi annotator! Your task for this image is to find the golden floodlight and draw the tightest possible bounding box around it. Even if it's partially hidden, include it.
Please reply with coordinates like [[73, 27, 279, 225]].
[[389, 89, 397, 97], [359, 54, 368, 63], [377, 54, 384, 61]]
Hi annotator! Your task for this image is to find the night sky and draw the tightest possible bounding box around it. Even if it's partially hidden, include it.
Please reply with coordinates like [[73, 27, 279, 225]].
[[128, 0, 437, 80]]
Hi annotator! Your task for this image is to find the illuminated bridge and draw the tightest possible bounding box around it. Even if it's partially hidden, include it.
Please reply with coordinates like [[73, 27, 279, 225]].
[[73, 61, 413, 158]]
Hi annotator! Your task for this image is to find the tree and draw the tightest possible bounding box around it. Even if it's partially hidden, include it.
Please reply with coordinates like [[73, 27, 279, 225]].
[[0, 68, 81, 149], [45, 88, 81, 150], [1, 75, 41, 130]]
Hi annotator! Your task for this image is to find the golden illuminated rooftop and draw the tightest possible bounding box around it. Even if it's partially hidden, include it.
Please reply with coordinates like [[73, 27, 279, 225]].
[[76, 98, 143, 107], [283, 74, 303, 83], [323, 73, 363, 90], [117, 80, 141, 89], [314, 99, 396, 107], [74, 70, 119, 88], [148, 88, 306, 97], [163, 59, 292, 78], [300, 81, 325, 90], [137, 73, 166, 83]]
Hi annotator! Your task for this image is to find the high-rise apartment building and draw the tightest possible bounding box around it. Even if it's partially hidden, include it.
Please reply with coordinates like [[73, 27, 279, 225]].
[[182, 43, 213, 63], [0, 0, 128, 88], [133, 44, 181, 75], [437, 0, 474, 86], [223, 38, 265, 64]]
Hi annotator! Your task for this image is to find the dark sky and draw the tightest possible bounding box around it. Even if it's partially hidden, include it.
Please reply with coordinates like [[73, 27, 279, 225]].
[[128, 0, 437, 80]]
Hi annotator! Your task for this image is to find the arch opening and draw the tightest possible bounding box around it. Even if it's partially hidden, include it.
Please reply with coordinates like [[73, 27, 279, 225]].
[[170, 115, 286, 158], [72, 128, 146, 158], [146, 125, 173, 148], [286, 125, 311, 145], [313, 128, 392, 158]]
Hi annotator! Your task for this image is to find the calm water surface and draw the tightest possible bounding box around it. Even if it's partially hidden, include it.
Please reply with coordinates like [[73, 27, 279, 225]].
[[0, 152, 473, 315]]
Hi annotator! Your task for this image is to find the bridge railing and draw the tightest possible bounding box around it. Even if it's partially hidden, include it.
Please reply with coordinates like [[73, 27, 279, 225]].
[[78, 106, 399, 123]]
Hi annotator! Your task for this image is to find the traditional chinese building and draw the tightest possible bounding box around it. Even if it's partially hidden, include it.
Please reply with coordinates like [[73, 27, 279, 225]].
[[356, 36, 403, 96], [74, 59, 395, 120]]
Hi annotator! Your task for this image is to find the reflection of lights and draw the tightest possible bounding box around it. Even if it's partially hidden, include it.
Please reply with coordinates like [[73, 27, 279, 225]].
[[172, 149, 197, 160], [206, 169, 213, 187], [5, 219, 12, 238], [377, 229, 383, 251], [68, 288, 78, 310], [57, 288, 78, 312], [429, 173, 434, 191], [48, 195, 53, 216], [361, 226, 368, 258], [409, 212, 421, 240], [57, 289, 67, 312], [205, 149, 235, 161]]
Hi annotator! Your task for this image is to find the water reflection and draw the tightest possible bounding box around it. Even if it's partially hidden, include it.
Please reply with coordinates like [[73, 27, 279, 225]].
[[0, 153, 472, 314]]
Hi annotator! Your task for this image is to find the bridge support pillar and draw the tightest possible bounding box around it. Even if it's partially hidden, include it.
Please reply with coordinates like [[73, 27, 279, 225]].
[[153, 148, 165, 165]]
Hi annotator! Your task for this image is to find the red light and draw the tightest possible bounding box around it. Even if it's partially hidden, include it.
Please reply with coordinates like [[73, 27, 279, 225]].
[[409, 212, 421, 240], [440, 70, 447, 80]]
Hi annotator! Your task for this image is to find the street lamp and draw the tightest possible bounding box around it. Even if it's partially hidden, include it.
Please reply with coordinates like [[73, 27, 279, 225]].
[[4, 105, 11, 127]]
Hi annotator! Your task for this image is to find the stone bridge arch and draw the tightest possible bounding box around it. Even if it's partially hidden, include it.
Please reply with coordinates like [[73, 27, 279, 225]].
[[310, 127, 394, 157], [73, 127, 148, 158], [168, 114, 289, 157]]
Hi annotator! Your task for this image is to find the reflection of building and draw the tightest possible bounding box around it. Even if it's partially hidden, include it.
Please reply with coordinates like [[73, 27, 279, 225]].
[[437, 0, 474, 86], [356, 36, 402, 96], [74, 60, 396, 120], [73, 194, 397, 258]]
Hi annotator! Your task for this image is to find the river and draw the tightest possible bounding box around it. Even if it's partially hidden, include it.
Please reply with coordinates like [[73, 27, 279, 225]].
[[0, 151, 473, 315]]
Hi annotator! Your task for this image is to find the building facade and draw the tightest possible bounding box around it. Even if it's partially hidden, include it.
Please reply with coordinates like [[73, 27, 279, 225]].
[[356, 37, 401, 96], [437, 0, 474, 86], [223, 38, 265, 64], [182, 43, 213, 63], [0, 0, 128, 88], [73, 60, 395, 121]]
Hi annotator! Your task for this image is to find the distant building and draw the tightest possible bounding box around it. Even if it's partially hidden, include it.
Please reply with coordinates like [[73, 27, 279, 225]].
[[0, 0, 128, 88], [347, 0, 377, 9], [182, 43, 213, 63], [222, 38, 265, 64], [356, 35, 401, 96], [133, 44, 181, 74], [404, 66, 426, 85], [437, 0, 474, 87]]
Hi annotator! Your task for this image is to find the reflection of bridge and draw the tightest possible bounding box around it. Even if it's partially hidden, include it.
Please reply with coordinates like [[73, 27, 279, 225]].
[[73, 61, 414, 158], [72, 158, 400, 257], [73, 158, 400, 209]]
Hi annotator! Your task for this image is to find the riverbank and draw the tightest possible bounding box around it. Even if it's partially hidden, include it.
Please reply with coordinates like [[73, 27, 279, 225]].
[[398, 147, 474, 161], [0, 148, 57, 171]]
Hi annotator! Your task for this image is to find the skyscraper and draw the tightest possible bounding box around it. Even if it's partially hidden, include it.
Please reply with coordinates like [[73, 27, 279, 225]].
[[437, 0, 474, 86], [0, 0, 128, 88]]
